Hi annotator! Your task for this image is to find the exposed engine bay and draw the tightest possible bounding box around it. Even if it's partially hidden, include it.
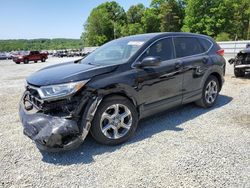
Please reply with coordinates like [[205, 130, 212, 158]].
[[19, 84, 102, 152], [229, 48, 250, 77]]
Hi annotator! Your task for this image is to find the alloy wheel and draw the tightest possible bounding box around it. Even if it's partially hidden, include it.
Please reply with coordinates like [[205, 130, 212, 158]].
[[100, 104, 132, 139], [205, 80, 218, 104]]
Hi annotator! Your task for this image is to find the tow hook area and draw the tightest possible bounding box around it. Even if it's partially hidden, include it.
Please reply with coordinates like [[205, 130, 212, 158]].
[[19, 94, 103, 152], [19, 106, 81, 151]]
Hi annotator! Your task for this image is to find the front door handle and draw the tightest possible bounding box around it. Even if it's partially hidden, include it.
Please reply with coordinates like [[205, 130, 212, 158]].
[[202, 57, 209, 64], [175, 62, 182, 69]]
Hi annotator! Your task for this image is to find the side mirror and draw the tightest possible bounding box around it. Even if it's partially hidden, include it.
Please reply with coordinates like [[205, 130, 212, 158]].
[[135, 56, 161, 68]]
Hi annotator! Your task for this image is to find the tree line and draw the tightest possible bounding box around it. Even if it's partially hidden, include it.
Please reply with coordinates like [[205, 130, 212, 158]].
[[0, 39, 83, 52], [1, 0, 249, 51], [82, 0, 250, 46]]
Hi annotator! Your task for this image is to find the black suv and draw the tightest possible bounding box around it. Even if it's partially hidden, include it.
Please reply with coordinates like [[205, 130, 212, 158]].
[[19, 32, 226, 151], [229, 45, 250, 77]]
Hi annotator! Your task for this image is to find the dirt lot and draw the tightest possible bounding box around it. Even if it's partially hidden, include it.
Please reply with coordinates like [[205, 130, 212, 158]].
[[0, 56, 249, 188]]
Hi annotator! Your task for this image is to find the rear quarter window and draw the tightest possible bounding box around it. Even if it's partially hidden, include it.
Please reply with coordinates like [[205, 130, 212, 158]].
[[174, 37, 203, 58], [198, 38, 213, 52]]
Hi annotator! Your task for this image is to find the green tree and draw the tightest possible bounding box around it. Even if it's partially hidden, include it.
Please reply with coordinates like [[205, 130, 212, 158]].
[[0, 39, 84, 52], [143, 0, 185, 33], [83, 1, 126, 46], [126, 4, 145, 24], [121, 23, 145, 36], [183, 0, 220, 36], [121, 4, 146, 36], [216, 32, 231, 41], [183, 0, 250, 40], [158, 0, 185, 32], [224, 0, 250, 40], [142, 8, 160, 33]]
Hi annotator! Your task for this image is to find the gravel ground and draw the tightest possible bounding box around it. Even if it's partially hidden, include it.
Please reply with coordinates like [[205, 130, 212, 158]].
[[0, 56, 249, 188]]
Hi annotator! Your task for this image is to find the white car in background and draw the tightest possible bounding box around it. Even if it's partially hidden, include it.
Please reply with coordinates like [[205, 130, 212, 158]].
[[0, 52, 12, 60]]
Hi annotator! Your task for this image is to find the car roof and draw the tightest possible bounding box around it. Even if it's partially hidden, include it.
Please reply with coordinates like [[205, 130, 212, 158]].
[[122, 32, 212, 41]]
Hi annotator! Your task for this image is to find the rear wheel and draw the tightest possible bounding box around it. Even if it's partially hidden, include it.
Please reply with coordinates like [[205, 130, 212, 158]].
[[90, 96, 138, 145], [234, 69, 245, 77], [41, 57, 46, 62], [195, 75, 219, 108], [24, 59, 29, 64]]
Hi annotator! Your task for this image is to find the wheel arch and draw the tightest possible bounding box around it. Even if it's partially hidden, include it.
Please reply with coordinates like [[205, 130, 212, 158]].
[[101, 92, 139, 114], [210, 72, 223, 91]]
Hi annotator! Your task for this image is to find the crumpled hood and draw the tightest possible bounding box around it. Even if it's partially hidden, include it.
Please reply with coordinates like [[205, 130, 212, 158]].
[[27, 61, 118, 86]]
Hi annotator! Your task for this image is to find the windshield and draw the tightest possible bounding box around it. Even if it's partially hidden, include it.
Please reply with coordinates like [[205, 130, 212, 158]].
[[81, 37, 150, 66]]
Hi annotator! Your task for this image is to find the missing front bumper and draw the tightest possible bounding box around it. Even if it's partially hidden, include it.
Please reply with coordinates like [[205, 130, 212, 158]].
[[19, 104, 83, 151], [19, 91, 102, 152]]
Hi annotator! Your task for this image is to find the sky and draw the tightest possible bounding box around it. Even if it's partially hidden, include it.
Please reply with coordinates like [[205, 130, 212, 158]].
[[0, 0, 150, 40]]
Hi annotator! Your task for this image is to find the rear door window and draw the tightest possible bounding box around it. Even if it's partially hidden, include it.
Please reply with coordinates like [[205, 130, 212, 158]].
[[173, 37, 203, 58], [139, 38, 174, 62]]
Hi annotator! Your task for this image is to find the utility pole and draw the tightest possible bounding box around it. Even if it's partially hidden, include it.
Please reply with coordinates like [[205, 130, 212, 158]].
[[234, 35, 237, 56], [114, 23, 116, 39], [247, 20, 250, 40]]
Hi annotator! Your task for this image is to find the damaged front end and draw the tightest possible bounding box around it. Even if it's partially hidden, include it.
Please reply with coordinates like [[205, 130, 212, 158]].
[[19, 84, 101, 152], [229, 49, 250, 70]]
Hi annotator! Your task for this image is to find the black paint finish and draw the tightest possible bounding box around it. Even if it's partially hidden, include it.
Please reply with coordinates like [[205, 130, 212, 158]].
[[19, 32, 226, 151]]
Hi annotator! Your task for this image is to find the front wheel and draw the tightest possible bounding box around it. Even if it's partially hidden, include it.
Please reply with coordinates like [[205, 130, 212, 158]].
[[90, 96, 138, 145], [234, 69, 245, 77], [195, 75, 219, 108]]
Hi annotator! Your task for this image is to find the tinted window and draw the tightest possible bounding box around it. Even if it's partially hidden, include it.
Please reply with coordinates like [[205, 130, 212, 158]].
[[198, 38, 212, 51], [30, 51, 39, 55], [80, 37, 151, 65], [174, 37, 203, 58], [139, 38, 174, 61]]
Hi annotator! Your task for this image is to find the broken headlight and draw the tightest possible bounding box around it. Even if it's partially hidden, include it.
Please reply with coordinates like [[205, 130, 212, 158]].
[[37, 80, 89, 100]]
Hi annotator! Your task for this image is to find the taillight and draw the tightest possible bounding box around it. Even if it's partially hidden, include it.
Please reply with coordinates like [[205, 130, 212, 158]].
[[216, 49, 225, 56]]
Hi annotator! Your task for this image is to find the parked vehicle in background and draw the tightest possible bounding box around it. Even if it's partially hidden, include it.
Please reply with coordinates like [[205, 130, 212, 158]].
[[53, 50, 68, 58], [6, 52, 12, 59], [12, 51, 48, 64], [19, 32, 226, 151], [229, 47, 250, 77], [11, 51, 26, 58], [41, 51, 49, 55], [0, 52, 12, 60], [51, 48, 97, 58]]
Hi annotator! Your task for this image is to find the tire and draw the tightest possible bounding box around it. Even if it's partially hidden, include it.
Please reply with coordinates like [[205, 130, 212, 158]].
[[41, 57, 46, 62], [234, 69, 245, 77], [195, 75, 219, 108], [24, 59, 29, 64], [90, 95, 138, 145]]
